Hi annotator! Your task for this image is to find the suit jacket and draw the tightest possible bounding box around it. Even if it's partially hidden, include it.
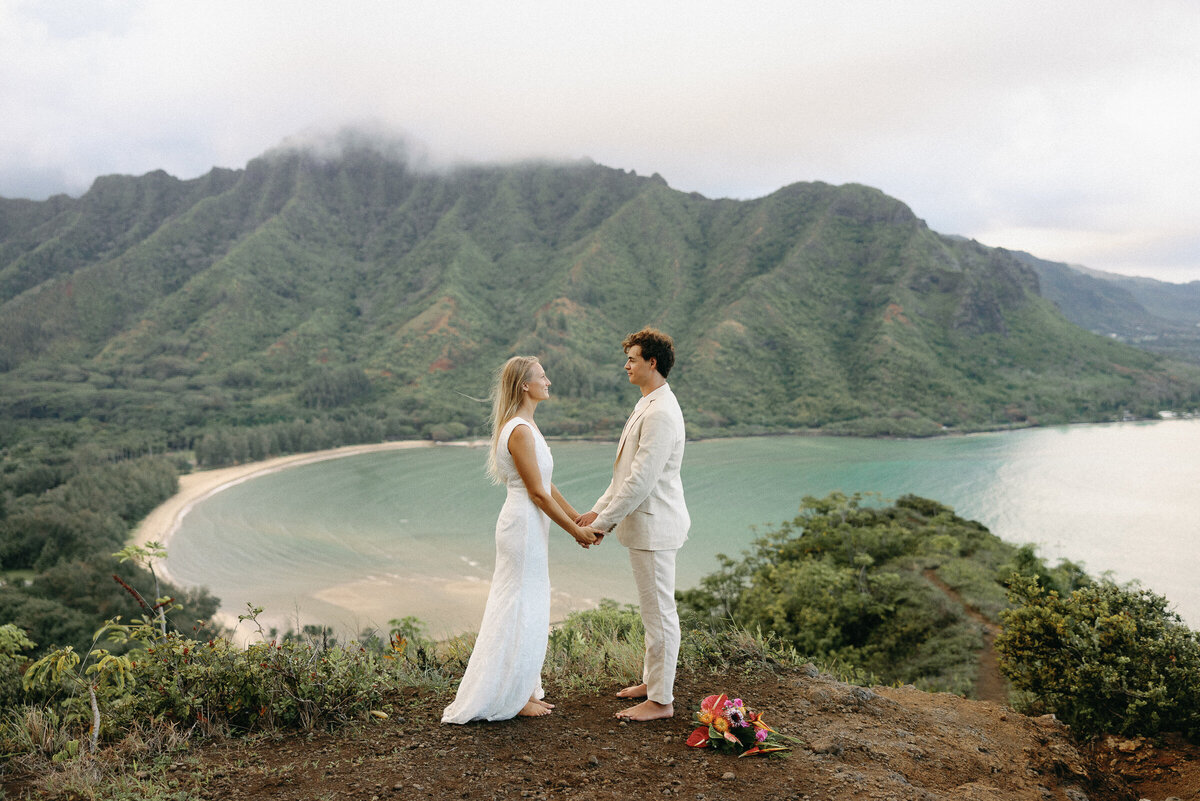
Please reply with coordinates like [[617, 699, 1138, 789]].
[[591, 383, 690, 550]]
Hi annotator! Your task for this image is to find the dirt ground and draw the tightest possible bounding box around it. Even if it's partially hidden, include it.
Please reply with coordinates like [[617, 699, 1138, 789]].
[[10, 665, 1197, 801]]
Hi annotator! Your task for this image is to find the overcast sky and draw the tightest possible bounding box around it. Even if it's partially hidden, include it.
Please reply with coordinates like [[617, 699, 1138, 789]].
[[3, 1, 1198, 283]]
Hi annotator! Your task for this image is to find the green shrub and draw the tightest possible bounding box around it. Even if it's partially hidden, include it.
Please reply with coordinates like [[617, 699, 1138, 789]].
[[545, 600, 645, 693], [679, 492, 1028, 695], [0, 622, 35, 707], [121, 630, 393, 732], [544, 601, 841, 691], [21, 614, 426, 744], [996, 575, 1200, 739]]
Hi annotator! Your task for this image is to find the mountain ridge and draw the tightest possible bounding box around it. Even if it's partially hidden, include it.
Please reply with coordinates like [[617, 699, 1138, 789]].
[[1006, 251, 1200, 366], [2, 139, 1198, 440]]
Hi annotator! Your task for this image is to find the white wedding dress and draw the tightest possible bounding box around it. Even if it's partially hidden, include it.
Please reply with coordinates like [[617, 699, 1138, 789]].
[[442, 417, 552, 723]]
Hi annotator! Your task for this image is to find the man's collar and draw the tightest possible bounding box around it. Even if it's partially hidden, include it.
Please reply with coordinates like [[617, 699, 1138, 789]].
[[635, 382, 670, 409]]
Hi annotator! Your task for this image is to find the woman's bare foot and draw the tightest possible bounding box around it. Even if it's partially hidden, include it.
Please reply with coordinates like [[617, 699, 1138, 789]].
[[615, 699, 673, 721], [531, 696, 555, 709], [615, 683, 647, 699], [518, 700, 552, 717]]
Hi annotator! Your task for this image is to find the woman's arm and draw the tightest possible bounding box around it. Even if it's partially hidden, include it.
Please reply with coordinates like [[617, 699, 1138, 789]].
[[509, 426, 598, 547], [551, 484, 578, 520]]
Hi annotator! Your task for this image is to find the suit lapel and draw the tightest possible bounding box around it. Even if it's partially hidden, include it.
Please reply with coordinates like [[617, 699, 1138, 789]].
[[615, 397, 655, 464]]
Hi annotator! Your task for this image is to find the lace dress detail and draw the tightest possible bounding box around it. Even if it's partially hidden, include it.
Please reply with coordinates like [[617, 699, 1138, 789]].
[[441, 417, 553, 723]]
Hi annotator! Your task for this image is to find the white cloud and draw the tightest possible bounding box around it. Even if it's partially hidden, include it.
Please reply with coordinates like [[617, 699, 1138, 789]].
[[1, 0, 1198, 282]]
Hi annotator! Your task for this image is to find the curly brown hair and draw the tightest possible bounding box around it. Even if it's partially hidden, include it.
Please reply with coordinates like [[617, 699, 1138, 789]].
[[622, 327, 675, 378]]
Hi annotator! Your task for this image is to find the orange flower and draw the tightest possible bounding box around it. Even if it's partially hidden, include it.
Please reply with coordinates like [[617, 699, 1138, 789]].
[[695, 694, 727, 730], [738, 744, 789, 758], [713, 717, 729, 733], [752, 713, 776, 733]]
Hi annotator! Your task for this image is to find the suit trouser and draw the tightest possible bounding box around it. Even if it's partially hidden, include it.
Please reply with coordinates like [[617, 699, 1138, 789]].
[[628, 546, 680, 705]]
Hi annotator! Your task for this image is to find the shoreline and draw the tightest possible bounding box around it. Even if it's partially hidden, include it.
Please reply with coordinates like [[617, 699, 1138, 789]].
[[133, 417, 1180, 568], [131, 438, 490, 645], [131, 439, 460, 582]]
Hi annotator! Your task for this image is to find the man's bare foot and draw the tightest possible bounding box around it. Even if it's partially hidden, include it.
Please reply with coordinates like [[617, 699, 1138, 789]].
[[615, 683, 647, 699], [518, 700, 552, 717], [615, 699, 673, 722]]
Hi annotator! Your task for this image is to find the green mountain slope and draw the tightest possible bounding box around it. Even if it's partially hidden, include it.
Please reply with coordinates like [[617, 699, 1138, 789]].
[[1010, 252, 1200, 366], [1074, 265, 1200, 327], [2, 141, 1198, 441]]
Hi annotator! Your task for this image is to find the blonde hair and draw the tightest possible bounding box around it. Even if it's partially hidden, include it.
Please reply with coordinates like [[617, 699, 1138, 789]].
[[486, 356, 540, 483]]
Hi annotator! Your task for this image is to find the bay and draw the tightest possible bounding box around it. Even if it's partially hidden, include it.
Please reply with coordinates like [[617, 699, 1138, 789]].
[[166, 419, 1200, 639]]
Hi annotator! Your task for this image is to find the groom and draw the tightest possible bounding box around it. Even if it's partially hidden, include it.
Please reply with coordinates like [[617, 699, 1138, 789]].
[[576, 327, 690, 722]]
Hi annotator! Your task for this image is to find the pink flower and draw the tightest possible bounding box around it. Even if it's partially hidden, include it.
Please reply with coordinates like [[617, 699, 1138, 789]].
[[755, 728, 768, 742]]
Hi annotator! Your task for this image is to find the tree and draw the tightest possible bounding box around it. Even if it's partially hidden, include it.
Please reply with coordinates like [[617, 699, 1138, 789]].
[[996, 576, 1200, 739]]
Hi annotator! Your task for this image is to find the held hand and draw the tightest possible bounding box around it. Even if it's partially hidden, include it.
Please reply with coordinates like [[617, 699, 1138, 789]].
[[575, 511, 598, 527], [573, 526, 598, 548]]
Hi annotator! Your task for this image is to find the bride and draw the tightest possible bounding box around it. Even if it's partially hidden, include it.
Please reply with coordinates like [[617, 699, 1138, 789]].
[[442, 356, 601, 723]]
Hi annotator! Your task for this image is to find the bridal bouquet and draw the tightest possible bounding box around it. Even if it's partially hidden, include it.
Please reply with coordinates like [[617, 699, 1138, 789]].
[[685, 693, 801, 757]]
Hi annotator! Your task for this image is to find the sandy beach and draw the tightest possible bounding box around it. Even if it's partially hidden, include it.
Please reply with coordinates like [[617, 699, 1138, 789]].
[[131, 440, 453, 640], [131, 440, 444, 560]]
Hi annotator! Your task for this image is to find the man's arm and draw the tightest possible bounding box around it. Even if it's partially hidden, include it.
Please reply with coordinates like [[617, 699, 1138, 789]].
[[591, 407, 677, 532]]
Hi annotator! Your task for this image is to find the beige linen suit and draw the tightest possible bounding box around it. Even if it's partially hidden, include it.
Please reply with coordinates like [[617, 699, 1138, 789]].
[[592, 383, 689, 704]]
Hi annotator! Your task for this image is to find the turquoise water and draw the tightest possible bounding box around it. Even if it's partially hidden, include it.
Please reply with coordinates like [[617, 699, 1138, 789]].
[[167, 419, 1200, 638]]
